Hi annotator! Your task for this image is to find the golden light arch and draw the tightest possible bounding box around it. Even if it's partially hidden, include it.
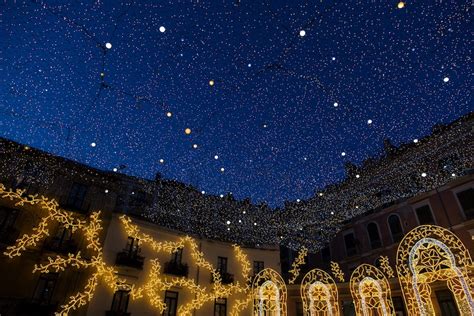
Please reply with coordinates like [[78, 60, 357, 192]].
[[396, 225, 474, 316], [350, 264, 395, 316], [252, 268, 287, 316], [300, 268, 339, 316]]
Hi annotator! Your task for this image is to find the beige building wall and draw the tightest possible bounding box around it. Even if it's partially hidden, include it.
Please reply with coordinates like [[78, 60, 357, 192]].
[[86, 213, 281, 316]]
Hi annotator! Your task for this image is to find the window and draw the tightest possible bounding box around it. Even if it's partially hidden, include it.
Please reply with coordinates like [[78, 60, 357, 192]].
[[415, 205, 435, 225], [388, 214, 404, 243], [171, 248, 183, 264], [456, 188, 474, 220], [125, 237, 140, 256], [33, 273, 58, 304], [436, 290, 459, 316], [163, 291, 178, 316], [217, 256, 228, 273], [0, 207, 19, 233], [253, 261, 264, 275], [367, 223, 382, 249], [392, 296, 406, 315], [66, 182, 88, 211], [321, 246, 331, 264], [344, 233, 357, 256], [110, 289, 130, 313], [214, 297, 226, 316]]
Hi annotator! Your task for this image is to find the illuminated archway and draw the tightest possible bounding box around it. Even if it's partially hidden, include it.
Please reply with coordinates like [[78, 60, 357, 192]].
[[252, 268, 287, 316], [396, 225, 474, 315], [301, 269, 339, 316], [350, 264, 395, 316]]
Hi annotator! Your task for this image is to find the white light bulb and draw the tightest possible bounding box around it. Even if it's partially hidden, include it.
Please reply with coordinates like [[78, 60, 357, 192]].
[[333, 102, 338, 107], [356, 174, 360, 178], [443, 77, 449, 82], [299, 30, 306, 37], [159, 26, 166, 33], [201, 190, 205, 194], [367, 119, 373, 124], [226, 220, 230, 225], [451, 173, 456, 177], [104, 189, 109, 193], [341, 152, 346, 156], [113, 168, 118, 172], [159, 159, 164, 164], [105, 42, 112, 49], [413, 139, 419, 143], [421, 172, 427, 177], [214, 155, 219, 160], [220, 167, 225, 172], [90, 142, 96, 147]]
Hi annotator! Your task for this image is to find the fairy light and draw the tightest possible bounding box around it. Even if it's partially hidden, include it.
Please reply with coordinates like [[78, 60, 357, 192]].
[[330, 261, 345, 282], [288, 246, 308, 284]]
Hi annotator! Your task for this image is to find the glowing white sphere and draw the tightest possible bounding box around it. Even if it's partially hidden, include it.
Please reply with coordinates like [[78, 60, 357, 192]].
[[193, 144, 198, 149], [214, 155, 219, 160], [356, 174, 360, 178], [413, 139, 419, 143], [451, 173, 456, 177], [421, 172, 427, 177], [159, 26, 166, 33], [201, 190, 205, 194], [104, 189, 109, 193], [333, 102, 338, 107], [220, 167, 225, 172], [367, 119, 373, 124], [226, 220, 230, 225], [113, 168, 118, 172], [341, 152, 346, 156], [159, 159, 164, 163], [105, 42, 112, 49], [90, 142, 96, 147], [443, 77, 449, 82], [299, 30, 306, 37]]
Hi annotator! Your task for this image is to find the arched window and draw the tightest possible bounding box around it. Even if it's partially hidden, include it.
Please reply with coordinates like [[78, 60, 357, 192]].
[[388, 214, 403, 243], [367, 223, 382, 249]]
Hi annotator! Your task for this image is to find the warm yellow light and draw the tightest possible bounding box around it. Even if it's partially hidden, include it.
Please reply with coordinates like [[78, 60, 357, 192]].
[[288, 246, 307, 284], [185, 128, 192, 135], [397, 1, 405, 9], [209, 80, 215, 86]]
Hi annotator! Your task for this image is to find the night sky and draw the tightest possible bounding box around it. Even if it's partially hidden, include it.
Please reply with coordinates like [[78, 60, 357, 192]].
[[1, 0, 472, 206]]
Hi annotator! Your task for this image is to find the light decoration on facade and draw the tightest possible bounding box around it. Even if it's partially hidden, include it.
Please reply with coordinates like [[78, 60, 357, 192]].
[[350, 264, 395, 316], [251, 268, 287, 316], [301, 268, 339, 316], [396, 225, 474, 316], [379, 256, 395, 278], [288, 246, 308, 284], [330, 261, 345, 282], [0, 184, 255, 316]]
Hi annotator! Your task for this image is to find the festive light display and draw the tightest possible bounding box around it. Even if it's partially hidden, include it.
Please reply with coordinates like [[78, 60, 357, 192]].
[[350, 264, 395, 316], [378, 256, 395, 279], [330, 261, 345, 282], [0, 183, 256, 316], [252, 268, 287, 316], [288, 246, 308, 284], [396, 225, 474, 316], [301, 268, 339, 316]]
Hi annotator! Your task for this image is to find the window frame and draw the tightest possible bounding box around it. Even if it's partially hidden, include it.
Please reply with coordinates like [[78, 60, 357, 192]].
[[217, 256, 228, 273], [367, 222, 383, 249], [110, 289, 130, 313], [413, 202, 436, 225], [452, 184, 474, 220], [343, 231, 357, 257], [253, 260, 264, 275], [387, 213, 404, 243], [214, 297, 227, 316], [163, 290, 179, 316]]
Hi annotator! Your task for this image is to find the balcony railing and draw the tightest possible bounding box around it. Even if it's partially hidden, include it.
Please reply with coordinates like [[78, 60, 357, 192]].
[[115, 251, 144, 269], [211, 271, 234, 284], [43, 238, 78, 255], [163, 261, 189, 277]]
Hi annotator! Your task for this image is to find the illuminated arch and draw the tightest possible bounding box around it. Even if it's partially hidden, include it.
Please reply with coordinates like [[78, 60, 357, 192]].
[[350, 264, 395, 316], [396, 225, 474, 315], [301, 268, 339, 316], [252, 268, 287, 316]]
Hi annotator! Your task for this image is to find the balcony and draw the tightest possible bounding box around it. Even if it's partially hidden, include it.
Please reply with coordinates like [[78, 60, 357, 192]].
[[115, 251, 144, 270], [105, 311, 131, 316], [211, 271, 234, 284], [43, 238, 78, 255], [163, 261, 189, 277]]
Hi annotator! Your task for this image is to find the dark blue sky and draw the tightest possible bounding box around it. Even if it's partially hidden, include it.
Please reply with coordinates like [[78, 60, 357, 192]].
[[1, 0, 472, 206]]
